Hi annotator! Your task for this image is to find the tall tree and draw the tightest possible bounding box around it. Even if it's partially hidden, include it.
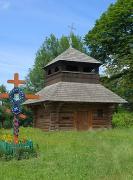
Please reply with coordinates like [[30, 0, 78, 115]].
[[85, 0, 133, 103], [26, 34, 86, 92], [0, 85, 7, 93], [0, 85, 8, 106], [0, 85, 11, 128]]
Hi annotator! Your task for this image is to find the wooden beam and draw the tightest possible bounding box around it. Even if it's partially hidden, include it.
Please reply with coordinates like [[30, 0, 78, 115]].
[[19, 114, 27, 119], [88, 110, 92, 129], [73, 111, 77, 130], [6, 109, 11, 114], [0, 93, 9, 99], [5, 108, 26, 120], [25, 94, 39, 99]]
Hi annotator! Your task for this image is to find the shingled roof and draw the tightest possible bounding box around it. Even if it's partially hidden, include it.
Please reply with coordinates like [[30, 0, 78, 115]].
[[24, 82, 127, 105], [45, 47, 101, 67]]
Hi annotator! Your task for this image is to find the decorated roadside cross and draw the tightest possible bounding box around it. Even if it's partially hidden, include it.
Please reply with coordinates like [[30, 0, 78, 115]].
[[0, 73, 39, 144]]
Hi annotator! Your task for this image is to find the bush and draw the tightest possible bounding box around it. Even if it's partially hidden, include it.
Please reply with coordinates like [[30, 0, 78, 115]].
[[3, 114, 13, 129], [19, 107, 33, 127], [14, 147, 38, 160], [0, 106, 33, 129], [112, 110, 133, 128]]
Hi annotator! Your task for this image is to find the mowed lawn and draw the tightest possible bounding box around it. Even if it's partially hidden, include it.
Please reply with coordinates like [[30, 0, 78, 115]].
[[1, 128, 133, 180]]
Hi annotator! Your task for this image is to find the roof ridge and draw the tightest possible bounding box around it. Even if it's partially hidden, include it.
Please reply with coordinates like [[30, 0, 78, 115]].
[[45, 47, 101, 67]]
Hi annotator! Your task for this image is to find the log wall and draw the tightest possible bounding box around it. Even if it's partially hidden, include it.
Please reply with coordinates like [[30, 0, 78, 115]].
[[45, 71, 100, 86], [31, 102, 115, 131]]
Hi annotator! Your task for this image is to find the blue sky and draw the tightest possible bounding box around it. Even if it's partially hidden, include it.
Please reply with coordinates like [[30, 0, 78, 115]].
[[0, 0, 116, 90]]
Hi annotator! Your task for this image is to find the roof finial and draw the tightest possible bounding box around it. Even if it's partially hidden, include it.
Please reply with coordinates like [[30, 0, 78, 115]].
[[68, 23, 76, 48]]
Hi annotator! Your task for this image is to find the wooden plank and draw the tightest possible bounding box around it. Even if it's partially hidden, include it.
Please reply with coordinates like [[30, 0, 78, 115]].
[[33, 103, 114, 131], [0, 93, 9, 99], [88, 110, 92, 128], [73, 111, 77, 129], [25, 94, 39, 99], [77, 111, 89, 131]]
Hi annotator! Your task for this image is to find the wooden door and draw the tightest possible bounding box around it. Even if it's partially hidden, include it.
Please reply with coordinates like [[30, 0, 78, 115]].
[[76, 111, 92, 130]]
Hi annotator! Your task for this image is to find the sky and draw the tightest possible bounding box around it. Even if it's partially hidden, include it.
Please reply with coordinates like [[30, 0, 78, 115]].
[[0, 0, 116, 90]]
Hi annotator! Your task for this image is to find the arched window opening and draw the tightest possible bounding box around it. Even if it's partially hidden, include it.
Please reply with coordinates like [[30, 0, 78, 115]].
[[83, 67, 92, 72], [66, 65, 78, 72], [83, 67, 96, 73], [91, 69, 96, 73], [48, 69, 52, 75], [55, 67, 59, 72]]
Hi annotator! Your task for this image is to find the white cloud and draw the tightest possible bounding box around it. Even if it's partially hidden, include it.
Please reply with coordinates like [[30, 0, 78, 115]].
[[0, 0, 10, 10]]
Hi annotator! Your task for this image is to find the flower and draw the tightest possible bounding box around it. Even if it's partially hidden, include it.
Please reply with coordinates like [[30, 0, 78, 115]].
[[0, 134, 28, 143], [0, 134, 13, 143]]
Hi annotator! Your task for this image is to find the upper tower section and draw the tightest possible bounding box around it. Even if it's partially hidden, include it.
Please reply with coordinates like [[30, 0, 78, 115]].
[[44, 47, 102, 86]]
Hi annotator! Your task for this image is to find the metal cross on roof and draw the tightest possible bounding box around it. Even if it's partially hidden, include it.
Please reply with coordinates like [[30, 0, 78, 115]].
[[68, 23, 76, 47], [68, 23, 76, 35]]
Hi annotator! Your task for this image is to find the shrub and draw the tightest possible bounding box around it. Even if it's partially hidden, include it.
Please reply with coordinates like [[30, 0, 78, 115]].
[[0, 107, 13, 129], [19, 108, 33, 127], [14, 146, 38, 160], [3, 114, 13, 129], [112, 110, 133, 128]]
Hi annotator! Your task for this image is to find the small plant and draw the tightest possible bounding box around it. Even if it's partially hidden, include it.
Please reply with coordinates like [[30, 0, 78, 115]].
[[14, 146, 38, 161], [112, 110, 133, 128]]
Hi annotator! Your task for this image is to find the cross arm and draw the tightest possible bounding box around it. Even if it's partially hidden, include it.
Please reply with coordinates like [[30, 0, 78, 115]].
[[7, 80, 25, 84], [25, 94, 39, 99], [0, 93, 9, 99], [19, 114, 27, 119], [6, 109, 27, 119], [7, 80, 15, 84]]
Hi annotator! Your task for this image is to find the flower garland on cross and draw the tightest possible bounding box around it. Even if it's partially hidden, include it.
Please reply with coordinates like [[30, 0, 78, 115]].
[[0, 73, 39, 144]]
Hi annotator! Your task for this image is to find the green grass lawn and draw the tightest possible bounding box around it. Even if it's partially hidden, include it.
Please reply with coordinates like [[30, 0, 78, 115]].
[[1, 128, 133, 180]]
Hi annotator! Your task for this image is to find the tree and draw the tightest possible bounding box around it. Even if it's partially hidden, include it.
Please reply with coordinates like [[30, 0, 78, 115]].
[[0, 85, 12, 128], [0, 85, 7, 93], [26, 34, 86, 92], [85, 0, 133, 104]]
